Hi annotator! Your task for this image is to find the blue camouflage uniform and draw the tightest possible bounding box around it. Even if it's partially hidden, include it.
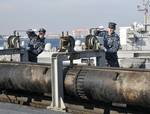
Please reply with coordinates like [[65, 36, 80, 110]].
[[28, 36, 45, 62], [104, 32, 120, 67]]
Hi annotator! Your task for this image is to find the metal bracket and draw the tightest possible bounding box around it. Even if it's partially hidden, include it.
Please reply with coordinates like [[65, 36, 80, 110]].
[[48, 50, 106, 112], [0, 48, 28, 62], [20, 48, 29, 62], [47, 53, 66, 111]]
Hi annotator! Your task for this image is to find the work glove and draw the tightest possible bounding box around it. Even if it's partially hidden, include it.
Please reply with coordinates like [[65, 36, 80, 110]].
[[26, 46, 30, 50], [100, 46, 107, 52]]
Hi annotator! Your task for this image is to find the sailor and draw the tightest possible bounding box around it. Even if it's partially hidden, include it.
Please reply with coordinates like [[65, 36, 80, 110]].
[[103, 22, 120, 67], [27, 28, 46, 62]]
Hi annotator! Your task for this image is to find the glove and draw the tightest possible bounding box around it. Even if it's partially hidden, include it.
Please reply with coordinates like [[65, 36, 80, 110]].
[[26, 45, 33, 50], [26, 46, 30, 50], [100, 46, 107, 52]]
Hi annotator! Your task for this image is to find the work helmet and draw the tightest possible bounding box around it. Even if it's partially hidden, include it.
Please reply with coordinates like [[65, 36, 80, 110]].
[[39, 28, 46, 33]]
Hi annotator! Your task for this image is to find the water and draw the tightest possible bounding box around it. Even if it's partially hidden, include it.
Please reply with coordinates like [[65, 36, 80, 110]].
[[46, 39, 60, 48], [0, 39, 4, 47]]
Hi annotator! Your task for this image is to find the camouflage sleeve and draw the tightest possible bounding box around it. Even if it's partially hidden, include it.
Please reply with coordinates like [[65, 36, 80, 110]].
[[32, 42, 45, 55], [107, 35, 120, 53]]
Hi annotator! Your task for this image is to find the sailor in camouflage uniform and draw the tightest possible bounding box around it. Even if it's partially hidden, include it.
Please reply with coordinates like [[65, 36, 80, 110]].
[[27, 28, 46, 62], [103, 22, 120, 67]]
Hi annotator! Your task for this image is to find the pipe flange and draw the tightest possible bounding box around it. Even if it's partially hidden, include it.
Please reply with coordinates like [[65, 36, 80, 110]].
[[76, 70, 88, 100]]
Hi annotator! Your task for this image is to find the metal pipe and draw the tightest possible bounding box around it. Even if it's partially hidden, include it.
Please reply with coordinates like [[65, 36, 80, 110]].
[[65, 66, 150, 107], [1, 62, 150, 107], [0, 62, 51, 93]]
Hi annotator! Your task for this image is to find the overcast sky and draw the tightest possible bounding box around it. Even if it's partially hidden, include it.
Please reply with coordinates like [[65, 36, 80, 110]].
[[0, 0, 145, 34]]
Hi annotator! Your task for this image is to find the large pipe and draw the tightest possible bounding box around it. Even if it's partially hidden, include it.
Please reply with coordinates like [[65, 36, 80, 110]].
[[0, 62, 150, 107], [0, 62, 51, 93], [65, 66, 150, 107]]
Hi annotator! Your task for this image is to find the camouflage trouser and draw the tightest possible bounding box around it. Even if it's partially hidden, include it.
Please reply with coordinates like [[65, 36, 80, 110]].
[[28, 51, 38, 62], [105, 52, 119, 67]]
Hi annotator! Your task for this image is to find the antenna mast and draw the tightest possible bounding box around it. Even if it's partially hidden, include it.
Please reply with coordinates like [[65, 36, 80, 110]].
[[137, 0, 150, 31]]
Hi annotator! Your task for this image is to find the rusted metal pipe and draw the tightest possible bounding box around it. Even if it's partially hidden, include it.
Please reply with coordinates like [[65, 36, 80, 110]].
[[65, 66, 150, 107], [0, 62, 51, 93], [0, 62, 150, 107]]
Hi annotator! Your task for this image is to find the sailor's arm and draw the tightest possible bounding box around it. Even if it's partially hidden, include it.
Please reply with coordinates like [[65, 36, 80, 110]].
[[32, 42, 45, 55]]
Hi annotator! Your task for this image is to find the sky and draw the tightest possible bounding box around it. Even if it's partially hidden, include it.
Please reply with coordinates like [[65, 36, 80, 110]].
[[0, 0, 145, 34]]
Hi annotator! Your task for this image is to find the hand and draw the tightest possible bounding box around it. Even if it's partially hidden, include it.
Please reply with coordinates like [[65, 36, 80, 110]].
[[101, 46, 107, 52], [26, 46, 30, 50], [26, 45, 33, 50]]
